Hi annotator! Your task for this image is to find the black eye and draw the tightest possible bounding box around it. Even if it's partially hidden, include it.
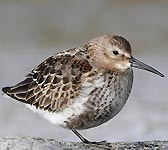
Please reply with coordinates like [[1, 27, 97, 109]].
[[113, 50, 119, 55]]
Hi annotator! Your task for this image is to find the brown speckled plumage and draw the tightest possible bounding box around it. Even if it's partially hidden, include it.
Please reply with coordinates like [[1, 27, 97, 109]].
[[3, 48, 93, 112], [2, 35, 164, 144]]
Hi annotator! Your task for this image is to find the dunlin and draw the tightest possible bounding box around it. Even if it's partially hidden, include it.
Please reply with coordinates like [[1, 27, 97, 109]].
[[2, 35, 164, 144]]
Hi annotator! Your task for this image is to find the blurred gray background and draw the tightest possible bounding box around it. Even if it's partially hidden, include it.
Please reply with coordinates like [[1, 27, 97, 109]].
[[0, 0, 168, 142]]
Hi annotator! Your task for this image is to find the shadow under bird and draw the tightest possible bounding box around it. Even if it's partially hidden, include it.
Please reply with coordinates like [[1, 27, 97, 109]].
[[2, 35, 164, 144]]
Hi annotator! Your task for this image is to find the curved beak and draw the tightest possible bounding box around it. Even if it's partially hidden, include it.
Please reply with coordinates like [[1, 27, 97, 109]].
[[131, 57, 164, 77]]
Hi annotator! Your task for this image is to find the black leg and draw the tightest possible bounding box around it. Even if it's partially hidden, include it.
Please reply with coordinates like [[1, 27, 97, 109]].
[[71, 129, 91, 144], [71, 129, 107, 145]]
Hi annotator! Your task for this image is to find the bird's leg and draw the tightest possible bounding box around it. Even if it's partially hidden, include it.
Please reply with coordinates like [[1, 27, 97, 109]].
[[71, 129, 91, 143], [71, 129, 107, 145]]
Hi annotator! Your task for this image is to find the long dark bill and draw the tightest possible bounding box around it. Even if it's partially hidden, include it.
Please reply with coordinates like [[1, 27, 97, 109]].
[[131, 57, 164, 77]]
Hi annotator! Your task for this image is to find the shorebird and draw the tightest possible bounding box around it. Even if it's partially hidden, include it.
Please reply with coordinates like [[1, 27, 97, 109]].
[[2, 35, 164, 144]]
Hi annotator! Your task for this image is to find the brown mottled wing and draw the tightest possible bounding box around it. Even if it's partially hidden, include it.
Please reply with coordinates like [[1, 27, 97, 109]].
[[2, 52, 92, 112]]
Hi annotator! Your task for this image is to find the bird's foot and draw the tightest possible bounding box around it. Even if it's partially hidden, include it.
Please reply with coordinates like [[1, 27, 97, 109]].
[[82, 139, 112, 150], [71, 129, 110, 145], [82, 138, 109, 145]]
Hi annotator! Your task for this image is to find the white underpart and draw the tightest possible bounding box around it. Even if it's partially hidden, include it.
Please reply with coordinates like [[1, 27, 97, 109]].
[[26, 74, 105, 128], [80, 74, 104, 96], [26, 96, 88, 128]]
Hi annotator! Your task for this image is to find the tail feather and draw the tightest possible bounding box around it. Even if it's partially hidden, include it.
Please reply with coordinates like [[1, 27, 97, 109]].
[[6, 84, 28, 94], [2, 87, 11, 94], [2, 78, 33, 104], [2, 87, 28, 104]]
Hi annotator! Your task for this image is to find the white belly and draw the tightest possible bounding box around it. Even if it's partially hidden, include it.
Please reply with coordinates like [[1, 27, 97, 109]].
[[26, 95, 88, 128]]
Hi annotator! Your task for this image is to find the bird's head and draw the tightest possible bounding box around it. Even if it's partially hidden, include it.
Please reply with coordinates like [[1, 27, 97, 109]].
[[83, 35, 164, 77]]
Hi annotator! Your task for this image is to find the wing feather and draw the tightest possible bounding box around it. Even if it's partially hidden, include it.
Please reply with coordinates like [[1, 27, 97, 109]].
[[2, 49, 93, 112]]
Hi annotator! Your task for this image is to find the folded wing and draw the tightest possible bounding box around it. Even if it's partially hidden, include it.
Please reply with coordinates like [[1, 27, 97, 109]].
[[2, 50, 92, 112]]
